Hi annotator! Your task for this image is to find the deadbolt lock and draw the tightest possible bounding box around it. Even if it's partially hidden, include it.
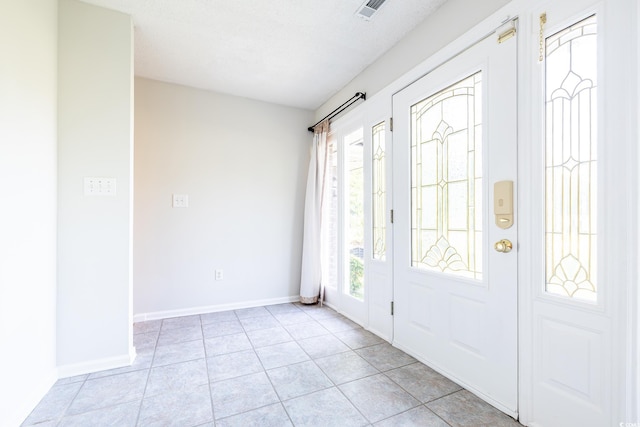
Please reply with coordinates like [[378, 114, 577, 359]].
[[494, 181, 514, 229]]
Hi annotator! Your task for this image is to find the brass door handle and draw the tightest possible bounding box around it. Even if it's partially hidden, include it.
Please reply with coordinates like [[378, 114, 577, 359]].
[[494, 239, 513, 253]]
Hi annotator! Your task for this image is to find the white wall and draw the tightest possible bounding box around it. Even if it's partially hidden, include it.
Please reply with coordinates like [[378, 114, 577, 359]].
[[0, 1, 58, 425], [134, 78, 313, 319], [315, 0, 509, 119], [57, 0, 134, 373]]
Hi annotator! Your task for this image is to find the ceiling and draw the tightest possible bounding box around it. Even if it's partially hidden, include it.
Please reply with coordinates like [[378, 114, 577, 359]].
[[79, 0, 448, 110]]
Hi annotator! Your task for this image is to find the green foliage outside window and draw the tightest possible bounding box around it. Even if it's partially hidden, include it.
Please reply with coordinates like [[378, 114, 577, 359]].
[[350, 255, 364, 299]]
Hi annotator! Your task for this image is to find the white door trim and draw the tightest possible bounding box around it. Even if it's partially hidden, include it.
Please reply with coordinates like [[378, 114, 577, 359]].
[[338, 0, 638, 423], [391, 27, 519, 416], [363, 94, 394, 342], [516, 0, 639, 425], [322, 112, 368, 327]]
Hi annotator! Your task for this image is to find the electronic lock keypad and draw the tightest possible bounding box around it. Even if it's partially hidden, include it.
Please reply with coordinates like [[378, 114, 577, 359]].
[[494, 180, 513, 229]]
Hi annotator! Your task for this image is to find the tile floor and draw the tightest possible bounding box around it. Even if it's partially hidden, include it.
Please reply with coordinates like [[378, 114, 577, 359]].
[[22, 303, 522, 426]]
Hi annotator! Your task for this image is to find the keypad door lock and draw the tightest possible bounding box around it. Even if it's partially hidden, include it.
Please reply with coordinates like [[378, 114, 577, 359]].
[[494, 181, 513, 229]]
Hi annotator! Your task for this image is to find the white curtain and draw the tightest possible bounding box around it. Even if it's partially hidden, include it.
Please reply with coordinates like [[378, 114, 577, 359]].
[[300, 120, 330, 304]]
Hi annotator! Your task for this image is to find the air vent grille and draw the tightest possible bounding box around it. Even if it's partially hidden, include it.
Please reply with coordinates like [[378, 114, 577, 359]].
[[366, 0, 386, 10], [356, 0, 387, 20]]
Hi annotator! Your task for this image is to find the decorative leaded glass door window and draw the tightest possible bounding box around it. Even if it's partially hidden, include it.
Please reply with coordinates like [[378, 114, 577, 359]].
[[410, 72, 483, 280], [372, 121, 386, 261], [544, 15, 597, 302]]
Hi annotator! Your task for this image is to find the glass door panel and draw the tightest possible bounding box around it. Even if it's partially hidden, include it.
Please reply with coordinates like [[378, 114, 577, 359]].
[[410, 72, 483, 281], [345, 128, 365, 300], [544, 15, 598, 302], [372, 121, 386, 261]]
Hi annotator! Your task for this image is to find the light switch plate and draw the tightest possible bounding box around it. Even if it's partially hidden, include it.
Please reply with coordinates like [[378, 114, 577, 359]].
[[84, 177, 116, 196], [172, 194, 189, 208]]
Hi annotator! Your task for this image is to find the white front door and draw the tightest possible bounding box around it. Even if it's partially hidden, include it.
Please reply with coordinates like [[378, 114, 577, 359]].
[[392, 25, 519, 415]]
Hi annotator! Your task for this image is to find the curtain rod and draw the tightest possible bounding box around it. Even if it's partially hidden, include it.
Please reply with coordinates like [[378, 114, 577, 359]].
[[307, 92, 366, 132]]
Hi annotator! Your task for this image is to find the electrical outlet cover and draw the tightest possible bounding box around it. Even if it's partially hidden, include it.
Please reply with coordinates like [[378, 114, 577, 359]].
[[172, 194, 189, 208]]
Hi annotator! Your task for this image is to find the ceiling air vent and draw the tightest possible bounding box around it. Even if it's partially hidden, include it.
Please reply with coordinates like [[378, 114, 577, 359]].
[[356, 0, 387, 20]]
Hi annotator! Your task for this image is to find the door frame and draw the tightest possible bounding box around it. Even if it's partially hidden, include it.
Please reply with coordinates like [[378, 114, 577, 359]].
[[322, 112, 369, 326], [390, 28, 519, 416], [324, 0, 637, 422], [516, 0, 637, 424], [363, 95, 394, 342]]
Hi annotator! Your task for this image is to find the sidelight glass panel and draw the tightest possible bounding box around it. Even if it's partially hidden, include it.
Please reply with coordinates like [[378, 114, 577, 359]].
[[372, 122, 386, 261], [321, 134, 338, 290], [346, 129, 365, 299], [410, 72, 483, 280], [544, 15, 597, 302]]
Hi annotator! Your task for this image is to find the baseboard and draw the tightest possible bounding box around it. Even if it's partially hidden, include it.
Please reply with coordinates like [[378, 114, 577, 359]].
[[322, 301, 368, 328], [133, 295, 300, 322], [322, 300, 338, 312], [367, 325, 392, 344], [129, 345, 137, 365], [57, 352, 133, 379], [9, 368, 57, 427]]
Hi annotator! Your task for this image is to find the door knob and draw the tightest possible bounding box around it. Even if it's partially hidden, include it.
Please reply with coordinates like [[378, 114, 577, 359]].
[[494, 239, 513, 253]]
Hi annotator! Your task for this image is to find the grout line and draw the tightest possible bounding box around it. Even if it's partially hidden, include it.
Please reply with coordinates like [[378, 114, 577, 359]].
[[425, 388, 465, 405], [231, 303, 296, 425], [133, 317, 162, 426], [372, 404, 455, 427], [305, 316, 379, 424], [332, 377, 373, 424], [281, 303, 353, 425], [37, 303, 490, 427], [200, 314, 217, 425], [51, 373, 90, 425], [213, 401, 289, 425]]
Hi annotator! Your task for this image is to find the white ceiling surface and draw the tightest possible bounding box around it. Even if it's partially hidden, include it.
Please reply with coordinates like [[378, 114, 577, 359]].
[[79, 0, 448, 110]]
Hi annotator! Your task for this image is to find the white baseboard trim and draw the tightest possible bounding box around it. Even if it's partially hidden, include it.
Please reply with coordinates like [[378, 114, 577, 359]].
[[367, 325, 392, 344], [129, 345, 137, 365], [133, 295, 300, 323], [322, 301, 369, 328], [321, 300, 338, 312], [322, 302, 392, 343], [10, 368, 57, 427], [57, 352, 133, 379]]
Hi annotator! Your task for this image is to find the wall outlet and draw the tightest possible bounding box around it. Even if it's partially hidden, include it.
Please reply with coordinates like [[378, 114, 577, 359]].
[[215, 269, 223, 281], [172, 194, 188, 208]]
